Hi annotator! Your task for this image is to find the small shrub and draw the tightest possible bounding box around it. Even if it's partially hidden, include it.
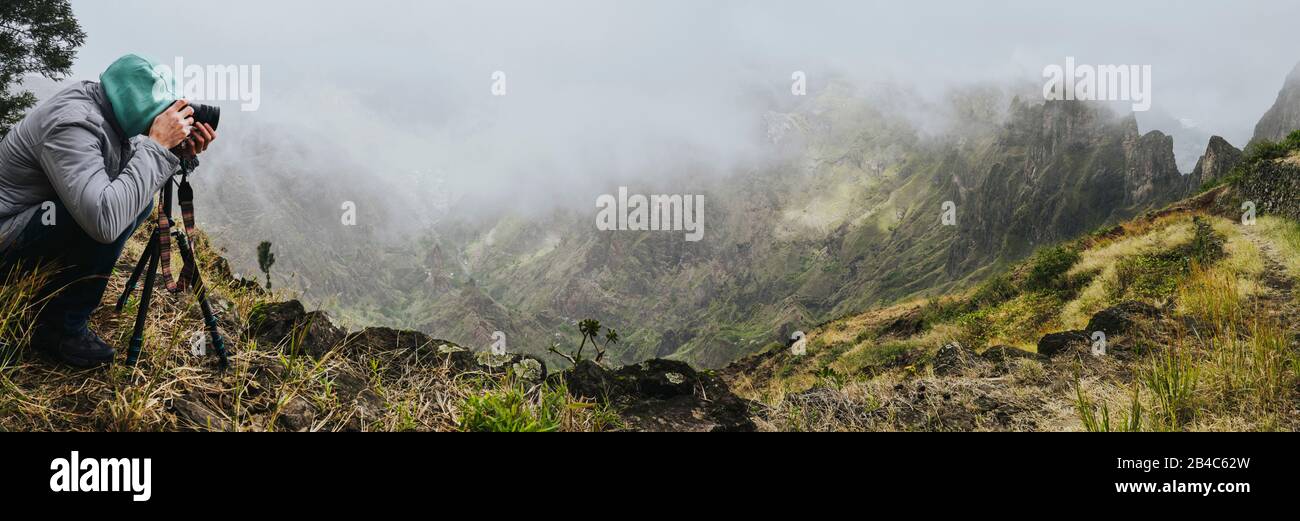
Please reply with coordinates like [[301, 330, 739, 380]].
[[1026, 245, 1082, 293]]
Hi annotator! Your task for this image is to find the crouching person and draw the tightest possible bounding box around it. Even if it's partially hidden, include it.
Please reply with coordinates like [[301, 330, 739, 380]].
[[0, 54, 216, 367]]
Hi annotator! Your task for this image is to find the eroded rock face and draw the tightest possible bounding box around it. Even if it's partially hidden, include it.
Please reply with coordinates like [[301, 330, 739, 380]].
[[1236, 158, 1300, 221], [1188, 136, 1243, 188], [1252, 62, 1300, 146], [949, 100, 1189, 273], [561, 359, 756, 432]]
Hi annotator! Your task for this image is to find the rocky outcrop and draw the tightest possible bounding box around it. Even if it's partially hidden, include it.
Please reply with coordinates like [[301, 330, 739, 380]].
[[246, 299, 751, 431], [1187, 136, 1243, 188], [1036, 330, 1091, 357], [1252, 63, 1300, 146], [1085, 301, 1161, 337], [1235, 158, 1300, 221], [246, 301, 344, 358], [1123, 128, 1184, 206], [562, 359, 756, 432], [950, 100, 1189, 269]]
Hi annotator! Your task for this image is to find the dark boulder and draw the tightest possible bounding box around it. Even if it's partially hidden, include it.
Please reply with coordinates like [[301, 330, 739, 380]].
[[1037, 330, 1091, 357], [561, 359, 756, 432], [1085, 301, 1160, 337], [246, 301, 345, 358]]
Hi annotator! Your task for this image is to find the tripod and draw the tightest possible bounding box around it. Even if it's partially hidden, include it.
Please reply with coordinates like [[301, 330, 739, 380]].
[[115, 157, 229, 369]]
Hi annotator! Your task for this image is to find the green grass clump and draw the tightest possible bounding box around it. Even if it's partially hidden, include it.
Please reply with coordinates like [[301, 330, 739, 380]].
[[833, 340, 917, 375], [1, 264, 50, 369], [1142, 346, 1200, 431], [458, 376, 619, 433], [459, 382, 564, 432], [1114, 218, 1223, 301], [1076, 382, 1143, 432]]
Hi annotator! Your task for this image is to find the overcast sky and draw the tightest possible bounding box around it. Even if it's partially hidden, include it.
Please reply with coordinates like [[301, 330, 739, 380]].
[[63, 0, 1300, 193]]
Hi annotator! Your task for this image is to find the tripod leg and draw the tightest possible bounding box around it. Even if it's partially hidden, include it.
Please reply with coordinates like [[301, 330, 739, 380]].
[[125, 245, 160, 366], [116, 231, 158, 312], [174, 233, 229, 369]]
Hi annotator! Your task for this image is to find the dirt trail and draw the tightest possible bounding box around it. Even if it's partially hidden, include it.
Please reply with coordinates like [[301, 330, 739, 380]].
[[1240, 226, 1299, 350]]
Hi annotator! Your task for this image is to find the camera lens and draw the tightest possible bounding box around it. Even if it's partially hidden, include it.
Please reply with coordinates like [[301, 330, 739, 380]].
[[190, 104, 220, 131]]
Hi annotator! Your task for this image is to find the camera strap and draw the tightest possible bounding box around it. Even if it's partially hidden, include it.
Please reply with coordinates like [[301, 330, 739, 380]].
[[176, 174, 199, 287], [156, 174, 201, 293], [157, 179, 177, 292]]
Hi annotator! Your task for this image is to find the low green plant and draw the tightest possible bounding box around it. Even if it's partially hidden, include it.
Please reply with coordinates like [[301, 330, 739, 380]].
[[1076, 381, 1143, 432], [459, 383, 564, 432], [1026, 245, 1082, 293], [1143, 347, 1200, 430]]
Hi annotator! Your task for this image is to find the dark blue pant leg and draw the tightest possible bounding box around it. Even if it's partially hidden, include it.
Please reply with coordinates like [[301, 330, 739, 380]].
[[0, 200, 154, 335]]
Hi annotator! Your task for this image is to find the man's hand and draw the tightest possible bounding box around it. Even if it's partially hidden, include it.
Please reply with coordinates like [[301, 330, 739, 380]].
[[178, 122, 217, 159], [148, 100, 194, 150]]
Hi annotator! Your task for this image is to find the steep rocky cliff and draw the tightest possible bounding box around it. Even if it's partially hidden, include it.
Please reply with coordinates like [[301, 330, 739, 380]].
[[947, 99, 1189, 271], [1187, 136, 1243, 188], [1252, 62, 1300, 146]]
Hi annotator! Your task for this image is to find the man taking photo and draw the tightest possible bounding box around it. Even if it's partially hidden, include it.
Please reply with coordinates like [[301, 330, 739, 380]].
[[0, 54, 216, 367]]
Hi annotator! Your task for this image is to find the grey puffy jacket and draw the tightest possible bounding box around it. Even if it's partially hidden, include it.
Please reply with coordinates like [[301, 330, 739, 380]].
[[0, 81, 178, 250]]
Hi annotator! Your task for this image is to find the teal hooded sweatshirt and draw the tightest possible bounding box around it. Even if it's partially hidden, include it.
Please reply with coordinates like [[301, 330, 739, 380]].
[[101, 54, 178, 137]]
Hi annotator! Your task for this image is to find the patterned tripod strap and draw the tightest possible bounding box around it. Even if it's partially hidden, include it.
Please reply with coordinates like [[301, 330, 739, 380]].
[[176, 176, 199, 290], [158, 180, 177, 292]]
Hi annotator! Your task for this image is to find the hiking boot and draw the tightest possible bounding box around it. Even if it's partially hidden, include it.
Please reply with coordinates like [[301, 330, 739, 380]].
[[33, 326, 116, 368]]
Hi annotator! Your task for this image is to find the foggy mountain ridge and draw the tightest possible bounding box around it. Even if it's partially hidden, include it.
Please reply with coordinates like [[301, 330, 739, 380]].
[[188, 77, 1241, 368]]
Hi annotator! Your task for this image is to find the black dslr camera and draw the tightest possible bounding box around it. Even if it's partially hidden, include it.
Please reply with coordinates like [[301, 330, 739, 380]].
[[173, 104, 219, 169]]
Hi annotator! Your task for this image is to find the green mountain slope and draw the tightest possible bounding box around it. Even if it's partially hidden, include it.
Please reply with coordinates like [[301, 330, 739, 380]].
[[202, 84, 1203, 369], [722, 131, 1300, 431]]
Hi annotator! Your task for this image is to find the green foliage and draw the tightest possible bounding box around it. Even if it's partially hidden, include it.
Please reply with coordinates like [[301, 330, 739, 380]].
[[1143, 347, 1200, 431], [970, 274, 1019, 308], [549, 318, 619, 365], [0, 0, 85, 135], [837, 340, 915, 375], [1025, 245, 1082, 293], [1224, 129, 1300, 187], [1114, 218, 1223, 301], [1076, 381, 1144, 432], [458, 382, 565, 432]]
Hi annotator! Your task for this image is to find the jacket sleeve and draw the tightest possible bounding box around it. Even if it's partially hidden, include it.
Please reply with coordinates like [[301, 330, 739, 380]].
[[38, 119, 178, 244]]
